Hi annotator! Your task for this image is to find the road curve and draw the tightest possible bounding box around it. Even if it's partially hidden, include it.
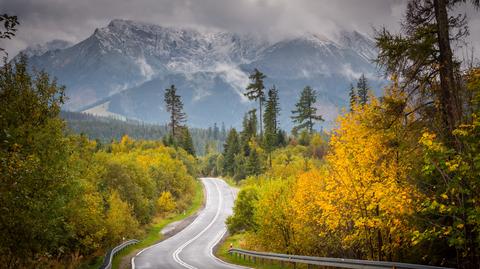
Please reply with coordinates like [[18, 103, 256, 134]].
[[132, 177, 246, 269]]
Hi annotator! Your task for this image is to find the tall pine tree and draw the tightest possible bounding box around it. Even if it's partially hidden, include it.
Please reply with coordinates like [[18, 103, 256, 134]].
[[263, 85, 280, 160], [223, 128, 240, 176], [240, 109, 257, 157], [376, 0, 479, 148], [357, 74, 369, 105], [244, 69, 266, 136], [291, 86, 324, 133], [179, 127, 195, 156], [349, 83, 357, 111], [164, 84, 186, 138]]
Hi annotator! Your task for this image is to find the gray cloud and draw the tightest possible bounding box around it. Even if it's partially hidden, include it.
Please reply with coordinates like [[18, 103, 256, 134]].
[[0, 0, 479, 59]]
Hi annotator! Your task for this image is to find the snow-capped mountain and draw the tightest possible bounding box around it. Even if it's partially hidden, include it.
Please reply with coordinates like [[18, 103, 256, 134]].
[[19, 19, 383, 129], [20, 39, 72, 57]]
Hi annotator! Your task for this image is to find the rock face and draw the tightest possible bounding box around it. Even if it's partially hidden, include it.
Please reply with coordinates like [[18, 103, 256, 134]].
[[20, 19, 383, 129]]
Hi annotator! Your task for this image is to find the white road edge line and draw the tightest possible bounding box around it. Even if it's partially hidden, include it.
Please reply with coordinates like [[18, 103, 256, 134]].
[[132, 178, 208, 268], [208, 228, 251, 269], [172, 178, 223, 269]]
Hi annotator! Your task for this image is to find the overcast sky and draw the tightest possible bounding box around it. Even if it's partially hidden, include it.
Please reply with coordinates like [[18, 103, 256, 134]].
[[1, 0, 479, 59]]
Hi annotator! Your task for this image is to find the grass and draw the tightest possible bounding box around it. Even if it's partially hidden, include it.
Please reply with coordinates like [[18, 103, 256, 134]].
[[215, 233, 308, 269], [110, 179, 205, 269]]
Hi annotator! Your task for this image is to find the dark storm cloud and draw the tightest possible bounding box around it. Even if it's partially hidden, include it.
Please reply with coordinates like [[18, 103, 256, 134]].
[[0, 0, 479, 58]]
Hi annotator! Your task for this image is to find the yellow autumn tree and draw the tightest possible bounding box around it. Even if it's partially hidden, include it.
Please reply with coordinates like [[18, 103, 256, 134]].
[[157, 191, 176, 215], [253, 178, 298, 253], [292, 95, 420, 260], [105, 191, 140, 245]]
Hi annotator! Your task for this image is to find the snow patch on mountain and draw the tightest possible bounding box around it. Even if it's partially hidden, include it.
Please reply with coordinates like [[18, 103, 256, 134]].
[[135, 56, 155, 80], [83, 101, 127, 121], [19, 39, 72, 57], [19, 19, 384, 129]]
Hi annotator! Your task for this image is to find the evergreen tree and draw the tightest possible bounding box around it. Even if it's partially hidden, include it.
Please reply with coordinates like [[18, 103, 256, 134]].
[[357, 74, 369, 105], [164, 84, 186, 138], [221, 122, 227, 140], [264, 86, 280, 163], [240, 109, 257, 156], [179, 127, 195, 156], [213, 122, 219, 140], [207, 126, 213, 139], [376, 0, 479, 148], [244, 69, 266, 136], [276, 129, 287, 147], [349, 83, 357, 111], [223, 128, 240, 176], [291, 86, 324, 133], [245, 148, 262, 176]]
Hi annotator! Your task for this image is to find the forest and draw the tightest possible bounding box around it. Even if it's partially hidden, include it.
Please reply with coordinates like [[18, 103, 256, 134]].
[[0, 56, 200, 267], [210, 1, 480, 268], [61, 111, 227, 156], [1, 0, 480, 268]]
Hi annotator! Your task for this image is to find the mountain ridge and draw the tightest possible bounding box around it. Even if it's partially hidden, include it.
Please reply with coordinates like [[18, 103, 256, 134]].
[[19, 19, 384, 129]]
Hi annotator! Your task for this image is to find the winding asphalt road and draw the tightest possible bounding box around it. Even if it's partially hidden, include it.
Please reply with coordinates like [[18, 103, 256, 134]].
[[132, 177, 246, 269]]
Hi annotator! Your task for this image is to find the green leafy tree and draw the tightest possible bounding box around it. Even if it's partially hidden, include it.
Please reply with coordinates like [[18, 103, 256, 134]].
[[416, 68, 480, 268], [0, 56, 72, 264], [291, 86, 324, 133], [105, 191, 139, 245], [164, 84, 186, 138], [226, 186, 259, 233], [245, 69, 266, 136]]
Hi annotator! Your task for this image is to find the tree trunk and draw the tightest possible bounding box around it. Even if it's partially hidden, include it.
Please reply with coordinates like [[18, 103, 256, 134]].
[[433, 0, 461, 149], [259, 99, 263, 137]]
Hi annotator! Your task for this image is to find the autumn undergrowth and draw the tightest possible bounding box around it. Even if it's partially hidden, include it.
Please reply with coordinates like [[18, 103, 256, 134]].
[[216, 233, 309, 269]]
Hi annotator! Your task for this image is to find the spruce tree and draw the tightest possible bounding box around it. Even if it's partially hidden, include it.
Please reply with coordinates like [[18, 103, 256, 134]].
[[376, 0, 479, 148], [349, 83, 357, 111], [179, 127, 195, 156], [221, 122, 226, 140], [240, 109, 257, 157], [264, 85, 280, 161], [291, 86, 324, 133], [246, 148, 262, 176], [244, 69, 266, 136], [223, 128, 240, 176], [164, 84, 186, 138], [357, 74, 369, 105], [213, 122, 219, 140]]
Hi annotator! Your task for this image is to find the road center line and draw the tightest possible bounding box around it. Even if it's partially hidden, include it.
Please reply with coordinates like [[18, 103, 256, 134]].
[[172, 178, 223, 269]]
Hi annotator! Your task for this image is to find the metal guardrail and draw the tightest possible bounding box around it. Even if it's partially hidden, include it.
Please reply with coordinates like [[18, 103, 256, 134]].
[[228, 248, 455, 269], [99, 239, 140, 269]]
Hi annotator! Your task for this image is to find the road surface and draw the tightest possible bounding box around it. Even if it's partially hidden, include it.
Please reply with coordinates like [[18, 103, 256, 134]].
[[132, 177, 246, 269]]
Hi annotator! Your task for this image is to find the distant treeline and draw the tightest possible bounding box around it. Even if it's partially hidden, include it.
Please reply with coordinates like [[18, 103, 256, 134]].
[[61, 111, 227, 155]]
